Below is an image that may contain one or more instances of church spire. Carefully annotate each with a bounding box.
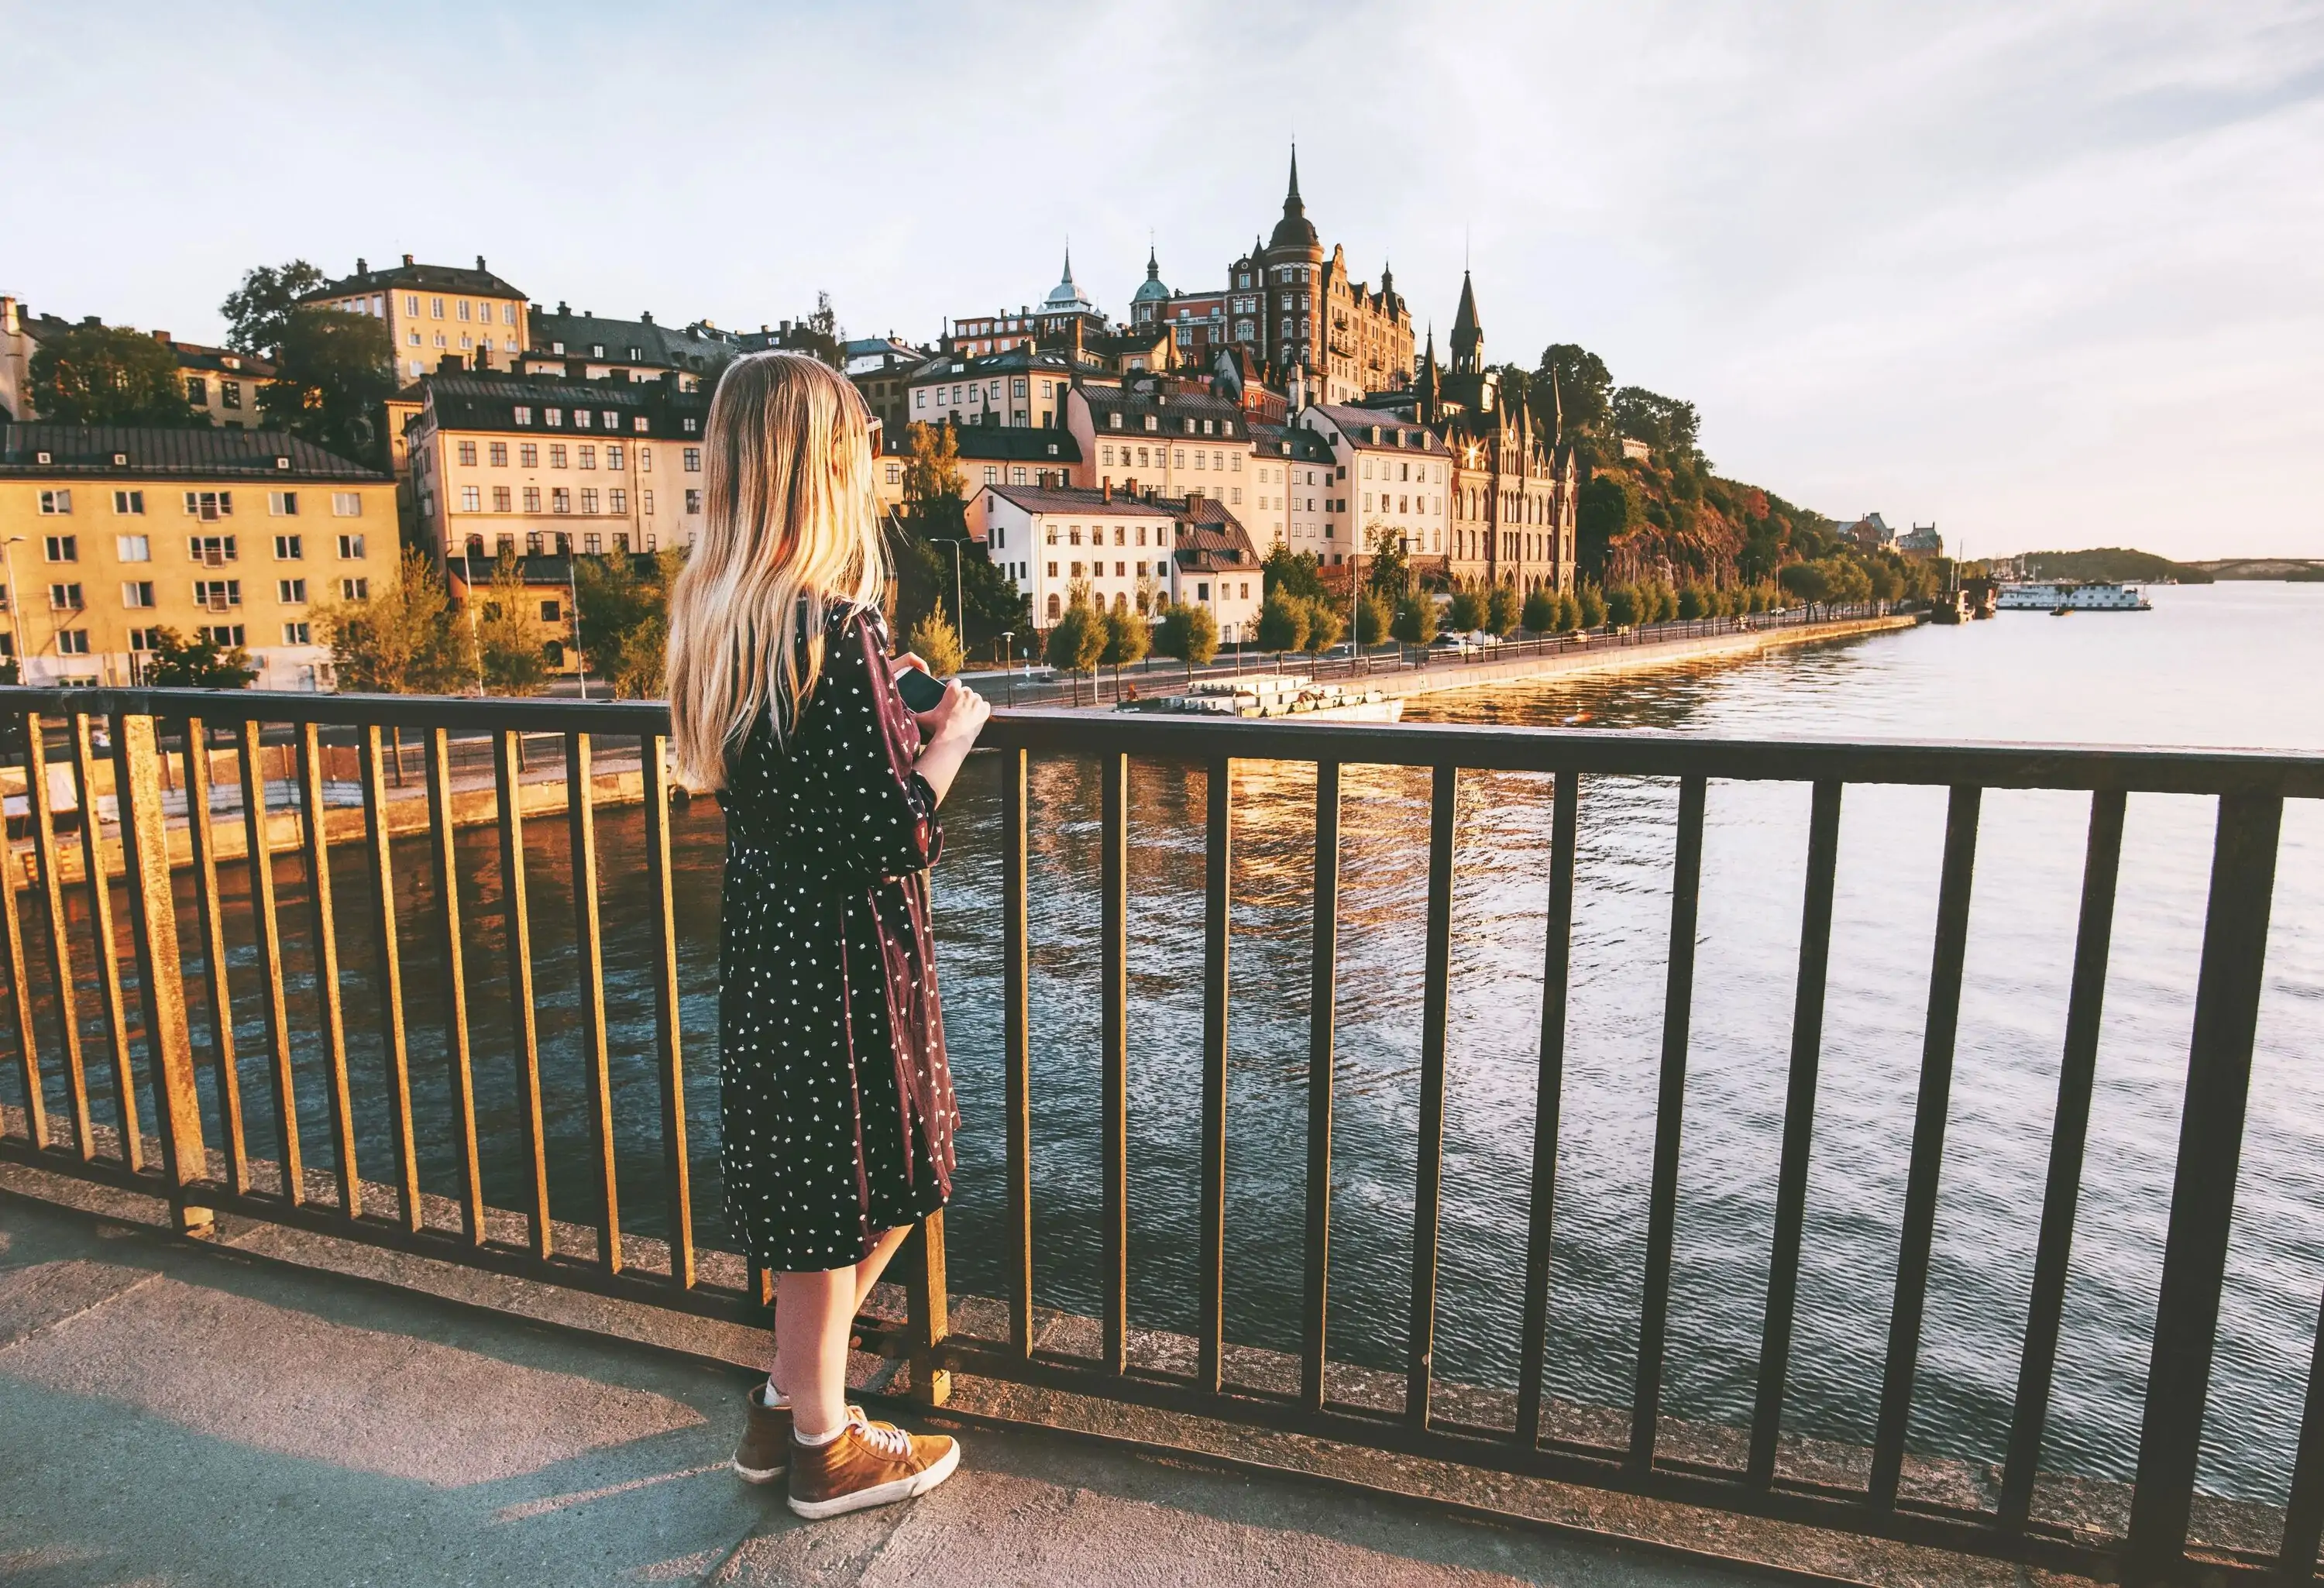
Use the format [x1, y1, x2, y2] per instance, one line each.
[1287, 143, 1302, 206]
[1450, 269, 1483, 375]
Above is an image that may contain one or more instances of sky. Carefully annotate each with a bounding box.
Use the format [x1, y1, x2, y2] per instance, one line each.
[8, 0, 2322, 559]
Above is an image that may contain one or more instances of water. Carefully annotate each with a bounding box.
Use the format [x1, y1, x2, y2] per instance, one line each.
[12, 583, 2319, 1508]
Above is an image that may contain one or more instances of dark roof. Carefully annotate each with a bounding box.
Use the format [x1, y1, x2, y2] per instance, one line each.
[1171, 497, 1260, 572]
[979, 483, 1177, 517]
[527, 309, 731, 370]
[1269, 148, 1319, 255]
[0, 424, 385, 481]
[306, 256, 528, 301]
[1248, 422, 1334, 461]
[1303, 404, 1449, 454]
[888, 427, 1081, 464]
[158, 338, 277, 379]
[414, 370, 707, 438]
[1078, 386, 1249, 438]
[909, 345, 1091, 383]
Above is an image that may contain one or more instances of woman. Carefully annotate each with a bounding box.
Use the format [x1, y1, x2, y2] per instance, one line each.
[665, 352, 990, 1519]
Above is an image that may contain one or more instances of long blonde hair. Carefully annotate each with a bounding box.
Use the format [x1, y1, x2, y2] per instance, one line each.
[665, 352, 887, 789]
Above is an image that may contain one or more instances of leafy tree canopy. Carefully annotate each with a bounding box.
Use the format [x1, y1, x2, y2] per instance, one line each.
[29, 325, 201, 426]
[318, 546, 473, 693]
[221, 260, 328, 356]
[1262, 543, 1329, 604]
[139, 627, 255, 689]
[257, 307, 394, 466]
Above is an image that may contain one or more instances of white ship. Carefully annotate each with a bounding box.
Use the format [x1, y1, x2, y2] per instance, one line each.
[1121, 672, 1405, 722]
[1995, 581, 2153, 612]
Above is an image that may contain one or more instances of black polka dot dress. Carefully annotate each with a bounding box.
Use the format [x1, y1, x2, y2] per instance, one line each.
[717, 605, 957, 1273]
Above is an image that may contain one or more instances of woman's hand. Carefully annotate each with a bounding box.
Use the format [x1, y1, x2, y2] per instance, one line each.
[917, 679, 990, 744]
[890, 651, 930, 681]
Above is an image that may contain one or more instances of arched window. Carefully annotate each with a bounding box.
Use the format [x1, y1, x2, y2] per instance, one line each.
[1046, 593, 1061, 621]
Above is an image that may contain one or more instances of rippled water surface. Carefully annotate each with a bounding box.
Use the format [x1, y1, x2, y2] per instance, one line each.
[26, 583, 2320, 1505]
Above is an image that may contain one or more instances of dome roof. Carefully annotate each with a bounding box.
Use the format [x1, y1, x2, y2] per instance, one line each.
[1267, 148, 1319, 256]
[1132, 246, 1170, 303]
[1044, 246, 1090, 308]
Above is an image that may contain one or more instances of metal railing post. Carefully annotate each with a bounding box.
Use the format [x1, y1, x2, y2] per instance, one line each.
[115, 713, 210, 1232]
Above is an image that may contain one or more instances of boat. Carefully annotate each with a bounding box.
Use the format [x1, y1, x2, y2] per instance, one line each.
[1120, 672, 1406, 723]
[1996, 581, 2152, 611]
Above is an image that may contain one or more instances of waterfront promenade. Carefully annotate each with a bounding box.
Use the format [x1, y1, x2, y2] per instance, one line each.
[2, 1167, 1798, 1588]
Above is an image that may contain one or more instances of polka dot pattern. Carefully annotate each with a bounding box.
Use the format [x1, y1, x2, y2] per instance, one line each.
[716, 604, 957, 1273]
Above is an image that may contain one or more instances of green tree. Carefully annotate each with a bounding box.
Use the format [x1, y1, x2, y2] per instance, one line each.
[1262, 542, 1329, 604]
[1044, 584, 1106, 703]
[1362, 524, 1408, 600]
[138, 627, 255, 689]
[317, 547, 473, 693]
[901, 421, 965, 518]
[573, 549, 658, 681]
[28, 324, 201, 426]
[1301, 597, 1346, 655]
[1816, 556, 1872, 611]
[1446, 585, 1487, 633]
[1484, 581, 1521, 636]
[1576, 583, 1608, 630]
[221, 260, 330, 356]
[1536, 344, 1614, 445]
[1779, 562, 1830, 613]
[1100, 603, 1149, 693]
[256, 307, 395, 466]
[476, 548, 548, 696]
[1355, 590, 1394, 646]
[1613, 386, 1702, 459]
[1576, 474, 1642, 576]
[1256, 589, 1309, 665]
[1521, 586, 1558, 634]
[906, 608, 965, 678]
[1606, 584, 1640, 627]
[1678, 583, 1708, 620]
[1153, 601, 1219, 683]
[1392, 593, 1439, 647]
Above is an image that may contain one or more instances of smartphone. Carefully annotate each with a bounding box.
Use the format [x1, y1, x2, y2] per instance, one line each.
[894, 666, 948, 713]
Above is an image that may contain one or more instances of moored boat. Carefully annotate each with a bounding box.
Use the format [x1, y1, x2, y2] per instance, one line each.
[1120, 672, 1406, 722]
[1996, 581, 2152, 611]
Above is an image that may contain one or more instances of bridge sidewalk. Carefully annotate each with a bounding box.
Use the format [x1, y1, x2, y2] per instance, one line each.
[1, 1186, 1788, 1588]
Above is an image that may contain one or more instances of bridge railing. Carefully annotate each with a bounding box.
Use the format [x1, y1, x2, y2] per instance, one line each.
[0, 683, 2315, 1588]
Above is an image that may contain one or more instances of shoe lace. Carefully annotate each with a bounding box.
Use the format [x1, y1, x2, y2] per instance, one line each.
[854, 1418, 913, 1460]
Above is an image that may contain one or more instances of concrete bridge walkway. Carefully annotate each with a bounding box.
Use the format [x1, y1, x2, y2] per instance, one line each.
[0, 1185, 1808, 1588]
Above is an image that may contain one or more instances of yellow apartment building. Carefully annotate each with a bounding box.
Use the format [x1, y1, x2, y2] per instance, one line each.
[403, 366, 712, 567]
[301, 254, 531, 384]
[0, 424, 397, 689]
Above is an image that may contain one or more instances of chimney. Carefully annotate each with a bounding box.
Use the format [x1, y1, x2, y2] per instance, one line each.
[1102, 480, 1112, 504]
[476, 255, 486, 270]
[402, 253, 414, 266]
[356, 256, 368, 275]
[558, 301, 571, 315]
[153, 329, 172, 345]
[438, 353, 465, 373]
[0, 296, 16, 335]
[641, 310, 654, 323]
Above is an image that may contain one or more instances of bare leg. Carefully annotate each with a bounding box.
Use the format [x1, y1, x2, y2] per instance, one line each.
[772, 1267, 854, 1439]
[851, 1224, 913, 1314]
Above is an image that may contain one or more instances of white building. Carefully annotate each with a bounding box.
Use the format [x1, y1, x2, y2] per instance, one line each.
[965, 480, 1262, 642]
[1298, 404, 1452, 562]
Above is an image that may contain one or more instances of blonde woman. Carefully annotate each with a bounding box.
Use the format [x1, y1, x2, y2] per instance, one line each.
[665, 352, 989, 1518]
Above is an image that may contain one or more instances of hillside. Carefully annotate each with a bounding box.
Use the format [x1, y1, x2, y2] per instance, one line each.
[2016, 548, 2214, 584]
[2182, 557, 2324, 581]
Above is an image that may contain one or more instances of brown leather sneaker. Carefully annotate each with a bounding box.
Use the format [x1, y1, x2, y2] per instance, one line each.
[786, 1417, 961, 1518]
[732, 1383, 792, 1484]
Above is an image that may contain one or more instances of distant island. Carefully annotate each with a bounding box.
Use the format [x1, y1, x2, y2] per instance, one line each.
[2009, 548, 2216, 584]
[2181, 557, 2324, 582]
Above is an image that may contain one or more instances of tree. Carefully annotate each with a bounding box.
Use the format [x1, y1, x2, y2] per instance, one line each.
[1100, 604, 1149, 693]
[28, 324, 201, 426]
[1779, 562, 1830, 614]
[1363, 524, 1408, 600]
[1256, 589, 1309, 666]
[1044, 584, 1106, 704]
[1521, 586, 1559, 634]
[1613, 386, 1702, 460]
[1678, 583, 1708, 620]
[476, 548, 548, 696]
[901, 421, 965, 519]
[906, 608, 965, 678]
[1484, 581, 1521, 637]
[1576, 583, 1608, 630]
[1447, 585, 1487, 633]
[1536, 344, 1614, 445]
[1392, 593, 1439, 647]
[1815, 555, 1872, 611]
[221, 260, 329, 356]
[1301, 597, 1346, 656]
[138, 627, 255, 689]
[318, 547, 474, 694]
[257, 307, 394, 466]
[1153, 602, 1219, 683]
[1355, 590, 1393, 645]
[1606, 585, 1641, 627]
[1262, 542, 1329, 604]
[573, 548, 658, 680]
[1576, 474, 1641, 577]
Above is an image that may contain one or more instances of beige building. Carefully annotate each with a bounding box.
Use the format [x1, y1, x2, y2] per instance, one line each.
[0, 424, 397, 689]
[1298, 404, 1452, 562]
[906, 345, 1112, 431]
[404, 367, 712, 567]
[155, 333, 277, 428]
[1064, 380, 1253, 507]
[303, 255, 531, 383]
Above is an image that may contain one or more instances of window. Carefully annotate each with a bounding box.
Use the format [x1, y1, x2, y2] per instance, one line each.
[38, 490, 72, 515]
[332, 492, 362, 517]
[341, 578, 370, 600]
[574, 410, 593, 430]
[684, 489, 702, 514]
[682, 417, 698, 434]
[608, 488, 626, 514]
[431, 297, 445, 318]
[984, 467, 999, 485]
[457, 299, 471, 321]
[540, 600, 562, 622]
[50, 583, 84, 610]
[607, 443, 624, 470]
[633, 416, 649, 433]
[337, 534, 366, 559]
[578, 445, 596, 469]
[545, 408, 563, 428]
[640, 448, 653, 472]
[200, 624, 245, 648]
[283, 621, 311, 645]
[601, 411, 619, 431]
[191, 579, 241, 607]
[514, 406, 534, 426]
[187, 376, 208, 405]
[580, 489, 600, 514]
[117, 534, 150, 562]
[519, 443, 538, 468]
[44, 535, 77, 562]
[278, 578, 308, 603]
[551, 489, 572, 514]
[452, 439, 478, 469]
[122, 582, 155, 608]
[112, 490, 144, 516]
[526, 531, 544, 555]
[460, 486, 482, 512]
[548, 445, 569, 469]
[683, 448, 702, 472]
[641, 490, 654, 515]
[489, 442, 508, 466]
[1012, 466, 1028, 485]
[584, 533, 603, 554]
[523, 487, 541, 513]
[273, 534, 303, 559]
[129, 627, 160, 653]
[57, 630, 88, 655]
[493, 486, 511, 511]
